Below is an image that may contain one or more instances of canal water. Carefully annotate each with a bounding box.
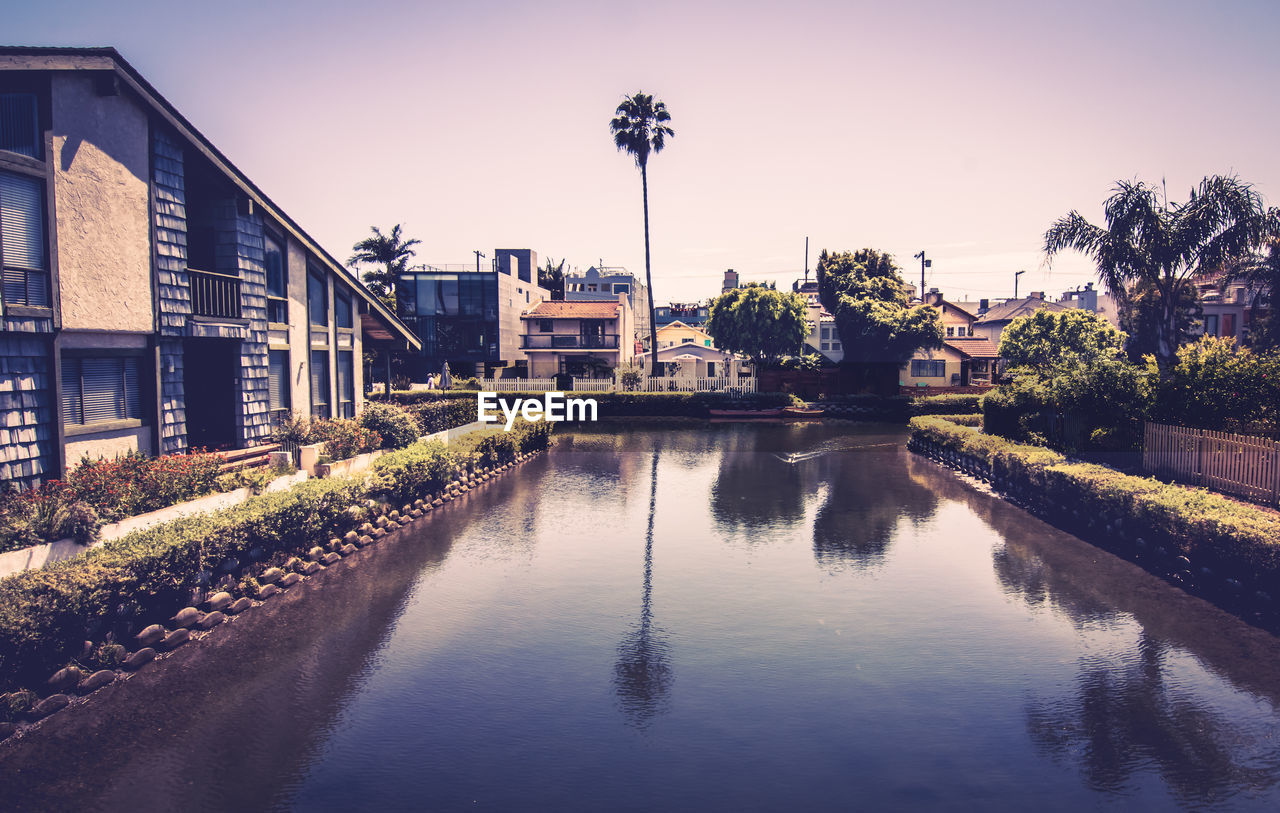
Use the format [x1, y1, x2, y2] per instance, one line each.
[5, 422, 1280, 811]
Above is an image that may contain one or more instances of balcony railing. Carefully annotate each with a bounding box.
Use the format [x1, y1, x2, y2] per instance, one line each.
[190, 268, 242, 319]
[522, 334, 620, 350]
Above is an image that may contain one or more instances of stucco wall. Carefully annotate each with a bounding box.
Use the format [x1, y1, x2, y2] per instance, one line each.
[64, 425, 152, 471]
[51, 74, 153, 333]
[900, 347, 964, 388]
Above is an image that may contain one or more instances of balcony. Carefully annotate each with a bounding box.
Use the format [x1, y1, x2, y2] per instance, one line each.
[522, 334, 620, 350]
[190, 269, 242, 320]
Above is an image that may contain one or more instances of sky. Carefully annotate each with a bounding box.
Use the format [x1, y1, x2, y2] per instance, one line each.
[7, 0, 1280, 305]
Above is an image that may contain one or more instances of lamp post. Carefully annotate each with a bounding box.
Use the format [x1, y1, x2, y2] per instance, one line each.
[913, 251, 931, 302]
[474, 250, 486, 274]
[1014, 269, 1026, 299]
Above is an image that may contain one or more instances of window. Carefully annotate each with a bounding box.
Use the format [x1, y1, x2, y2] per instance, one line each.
[539, 319, 553, 333]
[61, 356, 143, 427]
[310, 349, 330, 418]
[268, 349, 290, 420]
[307, 265, 328, 327]
[613, 283, 630, 294]
[264, 232, 287, 324]
[911, 359, 946, 378]
[946, 326, 955, 337]
[0, 93, 39, 159]
[956, 326, 967, 337]
[1203, 314, 1219, 336]
[1, 171, 50, 308]
[704, 339, 711, 347]
[337, 351, 355, 418]
[336, 288, 353, 330]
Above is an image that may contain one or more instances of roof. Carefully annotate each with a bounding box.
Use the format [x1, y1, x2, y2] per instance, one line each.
[944, 338, 1001, 359]
[974, 297, 1070, 324]
[657, 320, 712, 336]
[0, 46, 419, 351]
[638, 343, 733, 361]
[523, 300, 621, 319]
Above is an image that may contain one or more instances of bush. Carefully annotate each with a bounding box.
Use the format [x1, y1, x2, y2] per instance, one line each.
[1150, 337, 1280, 438]
[66, 450, 225, 522]
[310, 419, 381, 461]
[359, 402, 422, 449]
[910, 393, 984, 415]
[382, 391, 479, 434]
[619, 369, 642, 391]
[0, 484, 99, 554]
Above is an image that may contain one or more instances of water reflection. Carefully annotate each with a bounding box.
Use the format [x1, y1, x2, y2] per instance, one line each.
[710, 430, 812, 532]
[812, 445, 939, 571]
[613, 449, 673, 727]
[1027, 631, 1279, 804]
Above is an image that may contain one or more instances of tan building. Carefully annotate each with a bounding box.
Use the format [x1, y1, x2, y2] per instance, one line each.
[520, 298, 635, 377]
[0, 47, 418, 487]
[901, 293, 998, 388]
[655, 321, 715, 349]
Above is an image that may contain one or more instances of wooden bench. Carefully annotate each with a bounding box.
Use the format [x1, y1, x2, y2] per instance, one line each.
[216, 444, 282, 473]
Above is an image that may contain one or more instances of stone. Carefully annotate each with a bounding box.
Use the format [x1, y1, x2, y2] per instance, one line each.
[410, 509, 422, 518]
[259, 584, 280, 599]
[279, 572, 302, 587]
[77, 670, 116, 693]
[309, 546, 326, 562]
[359, 522, 374, 535]
[341, 544, 358, 556]
[48, 666, 85, 692]
[414, 499, 424, 508]
[31, 694, 69, 720]
[372, 528, 386, 539]
[122, 648, 156, 671]
[198, 611, 226, 630]
[259, 567, 285, 585]
[170, 607, 201, 629]
[135, 624, 167, 648]
[388, 510, 401, 521]
[322, 553, 341, 565]
[357, 535, 373, 547]
[159, 629, 190, 650]
[432, 499, 443, 507]
[225, 597, 253, 615]
[206, 591, 234, 612]
[375, 517, 388, 529]
[302, 561, 321, 575]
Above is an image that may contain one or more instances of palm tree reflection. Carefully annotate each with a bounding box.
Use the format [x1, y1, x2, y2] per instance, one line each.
[614, 448, 673, 727]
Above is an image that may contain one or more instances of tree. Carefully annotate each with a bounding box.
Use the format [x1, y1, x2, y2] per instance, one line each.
[1118, 279, 1202, 362]
[816, 248, 942, 391]
[1044, 175, 1280, 375]
[610, 92, 674, 375]
[705, 284, 807, 362]
[539, 257, 567, 301]
[1150, 336, 1280, 436]
[1221, 238, 1280, 351]
[349, 224, 421, 310]
[999, 308, 1129, 369]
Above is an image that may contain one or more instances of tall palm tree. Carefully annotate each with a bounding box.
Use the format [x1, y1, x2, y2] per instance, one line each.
[1044, 175, 1280, 374]
[610, 92, 674, 376]
[349, 224, 421, 310]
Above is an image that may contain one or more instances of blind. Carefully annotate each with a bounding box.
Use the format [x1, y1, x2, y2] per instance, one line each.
[61, 358, 82, 425]
[336, 290, 353, 328]
[310, 350, 329, 417]
[337, 351, 354, 402]
[62, 356, 141, 426]
[0, 93, 39, 158]
[0, 171, 46, 270]
[269, 350, 289, 411]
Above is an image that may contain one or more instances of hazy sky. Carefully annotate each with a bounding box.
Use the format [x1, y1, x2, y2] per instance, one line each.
[8, 0, 1280, 304]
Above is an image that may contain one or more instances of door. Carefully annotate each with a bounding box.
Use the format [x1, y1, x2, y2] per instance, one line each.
[184, 338, 239, 450]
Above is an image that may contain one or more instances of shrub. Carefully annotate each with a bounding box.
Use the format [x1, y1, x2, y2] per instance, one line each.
[385, 392, 479, 434]
[369, 440, 456, 505]
[270, 412, 313, 446]
[0, 484, 100, 553]
[910, 393, 984, 415]
[66, 450, 225, 522]
[359, 402, 422, 449]
[310, 419, 381, 461]
[1150, 337, 1280, 438]
[619, 369, 642, 391]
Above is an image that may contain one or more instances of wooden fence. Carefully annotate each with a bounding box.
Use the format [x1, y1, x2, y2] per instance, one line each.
[473, 378, 558, 393]
[1143, 422, 1280, 506]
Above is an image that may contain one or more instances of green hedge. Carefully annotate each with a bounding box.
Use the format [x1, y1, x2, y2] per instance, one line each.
[909, 416, 1280, 580]
[0, 425, 553, 697]
[910, 393, 985, 415]
[379, 391, 479, 434]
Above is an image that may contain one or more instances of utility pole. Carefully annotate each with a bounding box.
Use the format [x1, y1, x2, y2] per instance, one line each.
[913, 251, 931, 302]
[804, 236, 809, 285]
[1014, 269, 1026, 299]
[474, 250, 486, 274]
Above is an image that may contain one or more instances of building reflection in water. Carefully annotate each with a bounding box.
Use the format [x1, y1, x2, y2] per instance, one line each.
[614, 448, 673, 727]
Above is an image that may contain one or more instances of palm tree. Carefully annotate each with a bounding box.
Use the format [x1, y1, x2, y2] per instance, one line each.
[538, 257, 567, 301]
[1044, 175, 1280, 374]
[349, 224, 421, 310]
[610, 92, 674, 376]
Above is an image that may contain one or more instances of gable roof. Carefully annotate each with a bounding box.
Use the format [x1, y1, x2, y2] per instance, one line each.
[974, 297, 1070, 324]
[0, 46, 419, 350]
[657, 320, 712, 337]
[944, 338, 1000, 359]
[523, 300, 621, 319]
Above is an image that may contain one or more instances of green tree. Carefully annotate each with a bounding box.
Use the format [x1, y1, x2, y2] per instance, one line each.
[1044, 175, 1280, 375]
[610, 91, 674, 375]
[539, 257, 567, 301]
[816, 248, 942, 391]
[1221, 238, 1280, 351]
[706, 284, 807, 362]
[999, 308, 1129, 369]
[1151, 336, 1280, 436]
[349, 224, 421, 310]
[1118, 279, 1202, 362]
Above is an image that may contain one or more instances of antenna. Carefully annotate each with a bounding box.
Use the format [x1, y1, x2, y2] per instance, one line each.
[1014, 269, 1026, 299]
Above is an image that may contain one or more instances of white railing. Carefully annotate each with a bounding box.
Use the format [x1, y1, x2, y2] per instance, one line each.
[630, 376, 757, 394]
[571, 378, 617, 392]
[475, 378, 559, 393]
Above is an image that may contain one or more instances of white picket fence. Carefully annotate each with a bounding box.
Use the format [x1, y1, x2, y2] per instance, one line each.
[571, 378, 618, 392]
[474, 378, 559, 393]
[571, 376, 757, 394]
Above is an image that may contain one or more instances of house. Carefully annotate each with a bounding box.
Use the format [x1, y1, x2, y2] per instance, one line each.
[634, 342, 743, 378]
[900, 293, 997, 389]
[519, 297, 635, 377]
[393, 250, 550, 380]
[563, 265, 650, 344]
[1193, 274, 1268, 343]
[970, 293, 1070, 349]
[792, 277, 844, 362]
[0, 46, 419, 488]
[654, 302, 709, 329]
[655, 320, 715, 350]
[1057, 282, 1121, 328]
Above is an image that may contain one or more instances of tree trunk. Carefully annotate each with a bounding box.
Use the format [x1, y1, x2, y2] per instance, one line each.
[641, 162, 659, 377]
[1156, 274, 1177, 377]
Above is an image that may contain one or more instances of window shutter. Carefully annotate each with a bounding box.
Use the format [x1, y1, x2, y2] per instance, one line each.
[61, 357, 82, 425]
[81, 358, 124, 423]
[269, 350, 289, 411]
[124, 357, 140, 418]
[0, 94, 39, 158]
[0, 171, 45, 270]
[310, 350, 329, 415]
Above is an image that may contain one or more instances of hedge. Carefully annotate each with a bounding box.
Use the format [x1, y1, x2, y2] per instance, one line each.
[910, 393, 985, 415]
[909, 416, 1280, 585]
[0, 424, 553, 698]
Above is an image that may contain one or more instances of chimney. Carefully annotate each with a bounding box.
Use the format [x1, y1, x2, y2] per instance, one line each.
[979, 298, 989, 313]
[1030, 291, 1044, 300]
